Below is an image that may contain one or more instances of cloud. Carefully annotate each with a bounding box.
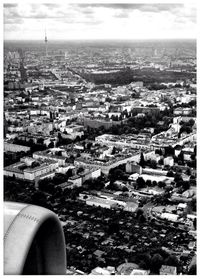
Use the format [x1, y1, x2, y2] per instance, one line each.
[77, 4, 135, 9]
[74, 3, 185, 20]
[4, 4, 17, 8]
[4, 24, 19, 32]
[4, 4, 67, 20]
[42, 4, 59, 8]
[3, 3, 197, 40]
[56, 17, 102, 25]
[114, 10, 130, 18]
[140, 4, 182, 12]
[77, 3, 182, 12]
[4, 8, 21, 20]
[4, 18, 23, 24]
[3, 3, 189, 21]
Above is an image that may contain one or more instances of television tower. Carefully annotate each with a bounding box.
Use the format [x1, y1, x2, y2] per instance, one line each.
[45, 29, 48, 57]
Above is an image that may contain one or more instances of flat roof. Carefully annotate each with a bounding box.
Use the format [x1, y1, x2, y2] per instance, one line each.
[87, 197, 117, 205]
[140, 174, 172, 182]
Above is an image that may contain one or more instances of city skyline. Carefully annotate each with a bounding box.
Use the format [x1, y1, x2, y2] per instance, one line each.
[4, 2, 197, 40]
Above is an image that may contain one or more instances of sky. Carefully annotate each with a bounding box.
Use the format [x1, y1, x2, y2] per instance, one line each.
[3, 2, 197, 40]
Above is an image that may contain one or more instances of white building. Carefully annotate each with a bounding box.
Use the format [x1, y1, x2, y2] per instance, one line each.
[4, 158, 58, 181]
[140, 174, 173, 184]
[164, 156, 174, 166]
[160, 265, 177, 275]
[90, 267, 115, 275]
[4, 142, 30, 153]
[68, 167, 101, 187]
[161, 213, 178, 222]
[128, 173, 140, 181]
[86, 197, 118, 209]
[124, 202, 139, 212]
[75, 153, 141, 175]
[33, 151, 66, 167]
[68, 175, 82, 187]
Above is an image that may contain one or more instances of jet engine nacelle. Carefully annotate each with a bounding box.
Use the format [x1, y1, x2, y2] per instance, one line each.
[4, 202, 66, 275]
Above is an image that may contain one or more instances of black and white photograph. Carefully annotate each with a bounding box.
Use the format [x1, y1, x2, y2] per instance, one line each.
[3, 0, 197, 275]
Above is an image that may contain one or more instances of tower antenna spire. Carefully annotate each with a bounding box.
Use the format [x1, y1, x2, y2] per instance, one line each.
[45, 29, 48, 57]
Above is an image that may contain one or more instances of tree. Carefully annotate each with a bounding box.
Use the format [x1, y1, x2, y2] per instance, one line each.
[155, 149, 163, 156]
[139, 214, 146, 223]
[31, 191, 47, 208]
[111, 115, 119, 121]
[139, 260, 148, 270]
[66, 168, 73, 178]
[105, 96, 111, 102]
[174, 173, 183, 184]
[111, 146, 116, 155]
[150, 253, 164, 274]
[31, 161, 40, 168]
[86, 142, 93, 150]
[136, 177, 145, 189]
[190, 198, 196, 212]
[186, 168, 191, 176]
[152, 181, 157, 187]
[58, 132, 62, 139]
[55, 186, 62, 196]
[76, 135, 81, 142]
[167, 170, 174, 177]
[53, 173, 67, 185]
[188, 264, 196, 275]
[146, 180, 152, 187]
[109, 168, 126, 181]
[140, 253, 151, 269]
[48, 141, 54, 148]
[150, 160, 157, 169]
[164, 146, 174, 157]
[188, 118, 195, 126]
[194, 145, 197, 155]
[178, 151, 184, 163]
[28, 138, 34, 146]
[164, 255, 179, 267]
[136, 208, 144, 218]
[85, 177, 104, 191]
[193, 218, 197, 230]
[37, 138, 44, 145]
[190, 153, 196, 161]
[122, 186, 129, 192]
[119, 115, 123, 121]
[187, 160, 196, 168]
[38, 178, 53, 192]
[77, 167, 84, 174]
[108, 222, 120, 235]
[182, 181, 190, 191]
[139, 152, 145, 167]
[158, 181, 166, 188]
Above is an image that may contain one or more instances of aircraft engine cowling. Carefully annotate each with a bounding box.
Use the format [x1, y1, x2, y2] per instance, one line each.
[4, 202, 66, 275]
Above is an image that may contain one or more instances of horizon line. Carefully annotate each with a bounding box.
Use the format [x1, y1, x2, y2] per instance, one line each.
[4, 38, 196, 42]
